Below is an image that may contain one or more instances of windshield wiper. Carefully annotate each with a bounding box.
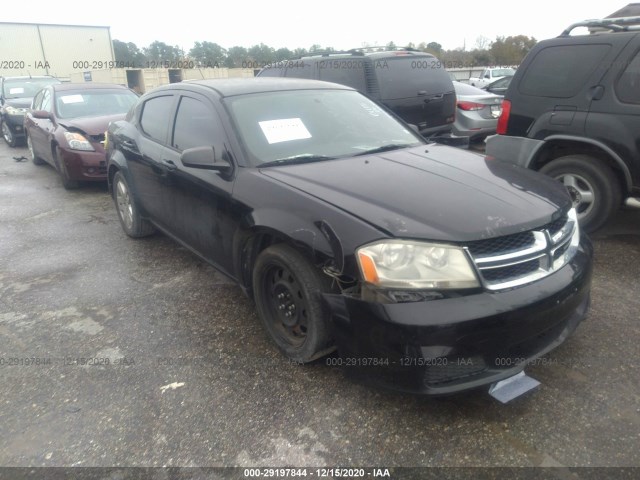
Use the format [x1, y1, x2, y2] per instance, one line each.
[259, 154, 336, 168]
[353, 143, 416, 156]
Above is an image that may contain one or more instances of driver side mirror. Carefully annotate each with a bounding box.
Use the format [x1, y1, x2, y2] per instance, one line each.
[32, 110, 51, 120]
[180, 145, 231, 171]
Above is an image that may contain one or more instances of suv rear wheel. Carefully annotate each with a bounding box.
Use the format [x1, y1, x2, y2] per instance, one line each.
[540, 155, 621, 232]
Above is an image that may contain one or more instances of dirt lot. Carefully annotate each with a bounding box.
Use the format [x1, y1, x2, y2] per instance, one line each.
[1, 140, 639, 475]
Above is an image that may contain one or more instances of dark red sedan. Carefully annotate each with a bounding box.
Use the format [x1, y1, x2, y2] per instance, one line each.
[24, 83, 138, 189]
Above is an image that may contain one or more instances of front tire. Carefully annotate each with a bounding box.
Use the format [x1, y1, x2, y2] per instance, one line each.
[53, 148, 80, 190]
[112, 171, 156, 238]
[252, 244, 334, 363]
[540, 155, 621, 233]
[1, 120, 17, 147]
[27, 135, 46, 165]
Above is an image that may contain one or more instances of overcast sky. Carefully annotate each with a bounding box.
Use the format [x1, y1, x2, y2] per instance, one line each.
[3, 0, 624, 51]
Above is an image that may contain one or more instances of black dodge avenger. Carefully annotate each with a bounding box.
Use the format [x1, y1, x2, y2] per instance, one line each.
[106, 78, 592, 395]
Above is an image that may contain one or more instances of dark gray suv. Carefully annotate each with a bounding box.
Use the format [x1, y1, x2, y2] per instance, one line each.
[258, 48, 456, 138]
[487, 16, 640, 232]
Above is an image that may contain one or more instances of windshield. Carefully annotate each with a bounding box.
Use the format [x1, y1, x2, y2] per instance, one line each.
[3, 78, 60, 99]
[493, 68, 515, 77]
[225, 89, 424, 166]
[55, 89, 138, 119]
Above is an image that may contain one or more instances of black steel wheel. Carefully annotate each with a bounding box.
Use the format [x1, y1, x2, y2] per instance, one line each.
[252, 244, 334, 363]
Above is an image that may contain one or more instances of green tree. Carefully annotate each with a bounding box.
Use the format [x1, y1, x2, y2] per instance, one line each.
[248, 43, 275, 65]
[426, 42, 443, 55]
[144, 41, 182, 62]
[189, 41, 227, 67]
[225, 46, 249, 68]
[275, 48, 293, 61]
[112, 40, 146, 67]
[490, 35, 537, 65]
[292, 48, 309, 58]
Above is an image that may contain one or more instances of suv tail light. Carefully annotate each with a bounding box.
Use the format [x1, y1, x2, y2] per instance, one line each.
[457, 101, 484, 111]
[496, 99, 511, 135]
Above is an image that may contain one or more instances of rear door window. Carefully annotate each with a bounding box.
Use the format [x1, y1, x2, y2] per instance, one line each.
[140, 95, 174, 143]
[519, 44, 611, 98]
[616, 51, 640, 104]
[375, 56, 453, 100]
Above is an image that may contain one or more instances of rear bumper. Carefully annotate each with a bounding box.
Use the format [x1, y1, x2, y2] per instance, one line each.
[322, 236, 593, 395]
[453, 114, 497, 140]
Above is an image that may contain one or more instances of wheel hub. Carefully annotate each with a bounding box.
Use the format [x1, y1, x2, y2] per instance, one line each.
[274, 286, 298, 327]
[556, 173, 595, 218]
[567, 186, 582, 206]
[263, 265, 308, 346]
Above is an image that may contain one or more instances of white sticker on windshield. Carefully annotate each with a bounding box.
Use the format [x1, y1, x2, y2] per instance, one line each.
[9, 87, 25, 94]
[259, 118, 311, 144]
[60, 94, 85, 104]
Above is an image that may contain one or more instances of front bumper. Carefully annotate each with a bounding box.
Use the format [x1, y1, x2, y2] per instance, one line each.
[59, 147, 108, 181]
[323, 237, 592, 395]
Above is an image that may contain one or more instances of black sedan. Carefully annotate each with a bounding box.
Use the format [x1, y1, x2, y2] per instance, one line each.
[106, 78, 592, 395]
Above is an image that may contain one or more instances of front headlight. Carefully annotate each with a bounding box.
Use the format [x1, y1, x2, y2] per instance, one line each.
[356, 240, 480, 289]
[5, 106, 26, 115]
[63, 131, 95, 151]
[553, 208, 581, 270]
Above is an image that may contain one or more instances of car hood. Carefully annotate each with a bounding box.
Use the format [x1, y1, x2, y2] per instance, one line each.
[259, 145, 572, 242]
[58, 114, 127, 136]
[4, 98, 32, 109]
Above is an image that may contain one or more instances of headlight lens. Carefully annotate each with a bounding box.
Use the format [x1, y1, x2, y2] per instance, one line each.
[63, 131, 95, 151]
[553, 208, 581, 269]
[5, 106, 27, 115]
[357, 240, 480, 289]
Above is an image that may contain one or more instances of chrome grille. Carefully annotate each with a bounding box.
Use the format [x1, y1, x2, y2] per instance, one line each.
[466, 213, 577, 291]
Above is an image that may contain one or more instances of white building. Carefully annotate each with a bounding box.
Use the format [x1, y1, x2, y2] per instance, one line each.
[0, 22, 115, 79]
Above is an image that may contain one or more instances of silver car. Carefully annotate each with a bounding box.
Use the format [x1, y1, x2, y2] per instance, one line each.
[452, 82, 503, 142]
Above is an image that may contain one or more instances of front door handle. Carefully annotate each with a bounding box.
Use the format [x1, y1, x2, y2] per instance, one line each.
[162, 159, 177, 171]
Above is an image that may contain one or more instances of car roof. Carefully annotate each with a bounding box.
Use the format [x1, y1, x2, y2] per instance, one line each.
[52, 83, 131, 91]
[168, 77, 354, 97]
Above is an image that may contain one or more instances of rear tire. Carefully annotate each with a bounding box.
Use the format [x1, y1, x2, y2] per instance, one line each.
[252, 244, 334, 363]
[540, 155, 621, 233]
[112, 171, 156, 238]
